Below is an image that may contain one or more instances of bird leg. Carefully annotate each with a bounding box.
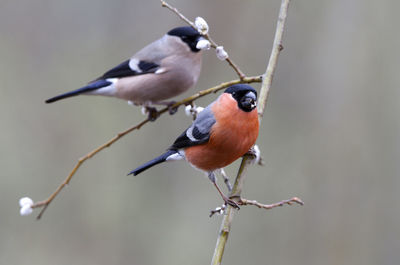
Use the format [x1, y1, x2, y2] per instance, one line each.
[153, 100, 179, 115]
[208, 172, 240, 209]
[167, 102, 179, 115]
[144, 106, 159, 121]
[217, 168, 232, 192]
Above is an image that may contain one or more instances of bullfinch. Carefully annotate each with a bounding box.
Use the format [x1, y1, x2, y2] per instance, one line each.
[45, 26, 205, 119]
[129, 84, 259, 208]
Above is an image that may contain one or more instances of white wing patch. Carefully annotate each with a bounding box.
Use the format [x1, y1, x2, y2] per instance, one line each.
[128, 58, 141, 73]
[184, 105, 215, 142]
[186, 127, 199, 142]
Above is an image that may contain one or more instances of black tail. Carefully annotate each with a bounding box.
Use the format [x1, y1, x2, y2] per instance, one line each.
[128, 150, 177, 176]
[45, 79, 112, 103]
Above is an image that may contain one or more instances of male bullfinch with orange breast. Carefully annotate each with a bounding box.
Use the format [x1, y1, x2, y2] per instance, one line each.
[129, 84, 259, 208]
[45, 26, 207, 119]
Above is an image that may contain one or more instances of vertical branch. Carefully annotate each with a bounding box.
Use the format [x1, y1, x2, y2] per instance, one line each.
[211, 156, 253, 265]
[257, 0, 290, 116]
[211, 0, 291, 264]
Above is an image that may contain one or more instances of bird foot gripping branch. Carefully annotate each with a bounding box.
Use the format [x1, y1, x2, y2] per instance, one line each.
[141, 106, 159, 121]
[209, 196, 304, 218]
[141, 101, 179, 121]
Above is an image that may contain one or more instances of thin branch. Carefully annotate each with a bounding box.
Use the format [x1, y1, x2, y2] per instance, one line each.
[223, 58, 246, 80]
[211, 154, 253, 264]
[239, 197, 304, 210]
[161, 0, 246, 80]
[211, 1, 292, 264]
[31, 76, 261, 219]
[219, 169, 232, 192]
[257, 0, 289, 116]
[161, 0, 196, 28]
[210, 197, 303, 218]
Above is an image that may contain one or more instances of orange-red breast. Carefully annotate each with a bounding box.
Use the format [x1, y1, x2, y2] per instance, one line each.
[129, 84, 259, 207]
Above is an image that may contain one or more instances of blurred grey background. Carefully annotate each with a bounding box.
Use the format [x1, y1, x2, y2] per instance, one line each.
[1, 0, 399, 264]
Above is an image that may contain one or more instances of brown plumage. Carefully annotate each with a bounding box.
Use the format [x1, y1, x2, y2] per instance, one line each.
[45, 27, 204, 113]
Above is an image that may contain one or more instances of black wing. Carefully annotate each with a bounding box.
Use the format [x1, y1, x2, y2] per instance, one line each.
[170, 106, 216, 150]
[98, 59, 160, 80]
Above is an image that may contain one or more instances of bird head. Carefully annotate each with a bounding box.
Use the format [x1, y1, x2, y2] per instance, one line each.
[167, 26, 205, 52]
[224, 84, 258, 112]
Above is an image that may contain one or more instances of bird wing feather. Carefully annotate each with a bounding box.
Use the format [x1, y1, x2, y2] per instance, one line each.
[171, 105, 216, 150]
[93, 37, 171, 80]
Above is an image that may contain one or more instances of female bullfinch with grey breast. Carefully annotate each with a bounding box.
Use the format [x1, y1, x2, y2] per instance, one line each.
[45, 26, 206, 119]
[129, 84, 259, 208]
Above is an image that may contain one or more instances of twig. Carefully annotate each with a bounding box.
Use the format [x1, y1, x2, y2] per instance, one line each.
[161, 0, 195, 27]
[161, 0, 246, 80]
[257, 0, 289, 116]
[209, 197, 302, 218]
[211, 1, 293, 264]
[211, 154, 254, 264]
[31, 76, 261, 219]
[219, 169, 232, 192]
[239, 197, 304, 210]
[32, 120, 148, 219]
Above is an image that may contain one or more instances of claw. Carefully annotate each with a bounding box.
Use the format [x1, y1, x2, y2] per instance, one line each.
[209, 198, 239, 218]
[168, 102, 178, 115]
[146, 107, 159, 121]
[224, 198, 240, 209]
[210, 173, 240, 210]
[151, 100, 178, 115]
